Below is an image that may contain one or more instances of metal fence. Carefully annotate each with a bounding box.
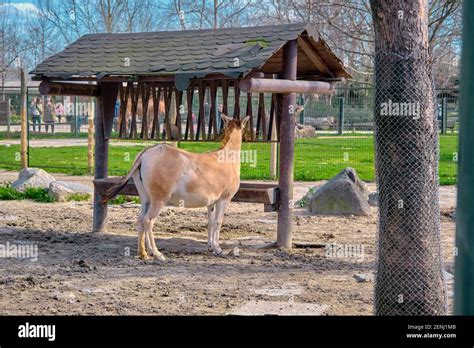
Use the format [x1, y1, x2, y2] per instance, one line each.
[0, 85, 459, 184]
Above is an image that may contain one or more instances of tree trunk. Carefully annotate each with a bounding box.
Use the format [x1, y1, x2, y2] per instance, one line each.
[370, 0, 447, 315]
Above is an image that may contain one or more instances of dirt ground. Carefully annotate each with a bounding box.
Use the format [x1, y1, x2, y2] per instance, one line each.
[0, 170, 456, 315]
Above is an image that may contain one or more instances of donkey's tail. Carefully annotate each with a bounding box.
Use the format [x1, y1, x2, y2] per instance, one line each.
[101, 148, 149, 203]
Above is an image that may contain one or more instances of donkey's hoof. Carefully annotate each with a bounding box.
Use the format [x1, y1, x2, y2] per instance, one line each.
[152, 252, 167, 261]
[138, 253, 151, 260]
[212, 248, 224, 257]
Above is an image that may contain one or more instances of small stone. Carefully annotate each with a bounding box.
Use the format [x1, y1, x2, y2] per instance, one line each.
[25, 276, 35, 285]
[231, 247, 240, 257]
[52, 291, 76, 302]
[353, 273, 373, 283]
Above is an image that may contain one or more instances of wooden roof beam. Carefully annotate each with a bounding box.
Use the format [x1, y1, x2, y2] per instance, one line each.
[39, 81, 101, 97]
[297, 37, 332, 77]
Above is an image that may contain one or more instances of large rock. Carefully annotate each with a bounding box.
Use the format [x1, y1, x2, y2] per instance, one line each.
[12, 168, 56, 192]
[48, 181, 92, 202]
[308, 168, 371, 216]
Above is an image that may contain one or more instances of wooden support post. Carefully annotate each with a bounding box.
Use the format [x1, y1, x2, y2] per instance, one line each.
[87, 101, 94, 174]
[20, 69, 28, 169]
[93, 82, 119, 232]
[277, 40, 297, 249]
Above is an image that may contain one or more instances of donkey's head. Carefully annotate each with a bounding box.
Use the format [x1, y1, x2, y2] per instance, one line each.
[220, 114, 250, 146]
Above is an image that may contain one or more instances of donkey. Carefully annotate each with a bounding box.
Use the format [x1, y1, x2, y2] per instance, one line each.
[102, 114, 250, 260]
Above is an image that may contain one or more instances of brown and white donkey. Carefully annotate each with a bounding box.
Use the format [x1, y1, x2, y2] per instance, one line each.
[102, 114, 250, 260]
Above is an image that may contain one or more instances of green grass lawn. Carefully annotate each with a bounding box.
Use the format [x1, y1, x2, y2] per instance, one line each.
[0, 135, 458, 185]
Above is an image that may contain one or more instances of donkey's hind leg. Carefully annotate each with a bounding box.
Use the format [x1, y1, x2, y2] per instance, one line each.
[133, 171, 151, 260]
[142, 201, 166, 261]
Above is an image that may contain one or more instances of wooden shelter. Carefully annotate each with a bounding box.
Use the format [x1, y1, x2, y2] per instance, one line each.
[31, 23, 350, 248]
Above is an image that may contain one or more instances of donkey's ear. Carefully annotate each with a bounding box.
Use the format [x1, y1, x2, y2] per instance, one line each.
[241, 115, 251, 128]
[220, 113, 233, 126]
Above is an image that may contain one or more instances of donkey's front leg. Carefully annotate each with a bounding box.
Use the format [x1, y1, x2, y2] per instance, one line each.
[207, 204, 217, 253]
[210, 199, 230, 256]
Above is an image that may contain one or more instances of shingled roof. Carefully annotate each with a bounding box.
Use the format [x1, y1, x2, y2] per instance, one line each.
[32, 22, 350, 88]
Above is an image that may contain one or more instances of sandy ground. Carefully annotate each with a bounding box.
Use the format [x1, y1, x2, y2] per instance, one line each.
[0, 170, 456, 315]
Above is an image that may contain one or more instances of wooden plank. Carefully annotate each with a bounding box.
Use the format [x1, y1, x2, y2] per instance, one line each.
[246, 93, 254, 141]
[256, 93, 266, 140]
[233, 79, 240, 119]
[128, 83, 139, 139]
[239, 77, 335, 94]
[118, 83, 129, 138]
[163, 86, 173, 140]
[221, 80, 229, 132]
[196, 80, 206, 140]
[93, 177, 279, 205]
[175, 89, 183, 141]
[39, 81, 101, 97]
[268, 93, 276, 141]
[140, 83, 151, 139]
[185, 83, 194, 140]
[150, 83, 161, 140]
[208, 80, 218, 140]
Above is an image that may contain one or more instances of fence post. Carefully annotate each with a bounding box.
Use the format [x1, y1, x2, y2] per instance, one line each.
[441, 97, 448, 134]
[6, 99, 11, 133]
[338, 96, 344, 135]
[455, 0, 474, 315]
[20, 69, 28, 169]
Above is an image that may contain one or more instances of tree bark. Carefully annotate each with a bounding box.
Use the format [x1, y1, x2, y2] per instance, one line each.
[370, 0, 447, 315]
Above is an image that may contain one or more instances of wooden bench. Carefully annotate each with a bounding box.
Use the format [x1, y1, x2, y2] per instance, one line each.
[93, 177, 280, 212]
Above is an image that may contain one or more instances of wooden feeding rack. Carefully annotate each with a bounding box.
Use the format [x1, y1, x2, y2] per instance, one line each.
[31, 23, 350, 248]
